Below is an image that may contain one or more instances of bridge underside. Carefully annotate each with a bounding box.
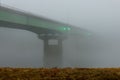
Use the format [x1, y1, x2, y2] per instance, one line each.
[0, 20, 62, 35]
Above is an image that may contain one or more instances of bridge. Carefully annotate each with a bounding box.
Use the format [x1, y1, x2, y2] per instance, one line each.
[0, 5, 90, 67]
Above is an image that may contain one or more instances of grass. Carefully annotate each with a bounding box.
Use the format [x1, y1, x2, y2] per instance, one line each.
[0, 67, 120, 80]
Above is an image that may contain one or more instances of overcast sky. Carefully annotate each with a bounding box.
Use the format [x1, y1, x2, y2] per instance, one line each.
[0, 0, 120, 68]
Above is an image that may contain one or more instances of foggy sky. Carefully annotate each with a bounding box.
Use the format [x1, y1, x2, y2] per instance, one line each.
[0, 0, 120, 68]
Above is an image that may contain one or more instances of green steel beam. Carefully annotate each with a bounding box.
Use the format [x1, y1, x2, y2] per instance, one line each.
[0, 6, 93, 37]
[0, 6, 71, 33]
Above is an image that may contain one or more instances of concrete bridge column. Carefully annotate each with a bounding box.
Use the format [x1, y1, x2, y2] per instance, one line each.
[38, 33, 65, 68]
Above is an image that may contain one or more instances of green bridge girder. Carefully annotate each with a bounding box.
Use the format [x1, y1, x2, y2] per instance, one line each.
[0, 6, 71, 34]
[0, 5, 92, 37]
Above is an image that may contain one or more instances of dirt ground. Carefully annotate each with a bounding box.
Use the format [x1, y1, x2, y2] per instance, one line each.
[0, 67, 120, 80]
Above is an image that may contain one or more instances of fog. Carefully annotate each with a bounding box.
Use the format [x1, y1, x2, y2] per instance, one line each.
[0, 0, 120, 68]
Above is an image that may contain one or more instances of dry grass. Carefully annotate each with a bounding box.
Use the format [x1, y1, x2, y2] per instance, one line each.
[0, 67, 120, 80]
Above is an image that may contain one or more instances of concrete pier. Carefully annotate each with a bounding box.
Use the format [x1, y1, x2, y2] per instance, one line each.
[38, 33, 65, 67]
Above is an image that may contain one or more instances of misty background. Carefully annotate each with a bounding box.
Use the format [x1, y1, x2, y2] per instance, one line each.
[0, 0, 120, 68]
